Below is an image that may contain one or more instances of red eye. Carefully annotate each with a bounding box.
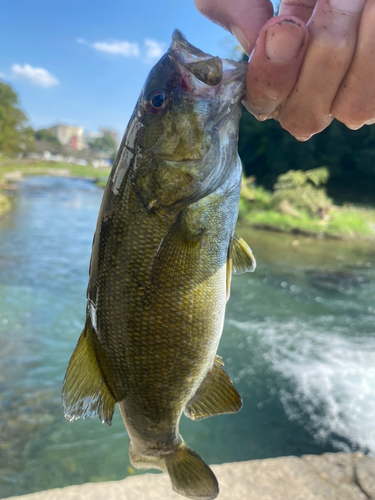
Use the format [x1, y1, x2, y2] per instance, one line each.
[145, 89, 169, 115]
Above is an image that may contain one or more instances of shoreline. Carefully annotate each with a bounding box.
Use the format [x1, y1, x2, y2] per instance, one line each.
[245, 220, 375, 242]
[1, 162, 375, 241]
[5, 453, 375, 500]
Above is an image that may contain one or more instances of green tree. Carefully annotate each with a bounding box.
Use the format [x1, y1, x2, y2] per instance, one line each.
[0, 80, 34, 155]
[88, 131, 118, 156]
[35, 128, 61, 147]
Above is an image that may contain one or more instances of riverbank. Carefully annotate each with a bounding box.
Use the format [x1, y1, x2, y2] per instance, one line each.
[239, 205, 375, 240]
[6, 453, 375, 500]
[1, 160, 375, 241]
[0, 159, 110, 217]
[239, 171, 375, 241]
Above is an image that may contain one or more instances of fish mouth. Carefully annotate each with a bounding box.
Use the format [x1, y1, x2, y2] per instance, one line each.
[169, 29, 246, 94]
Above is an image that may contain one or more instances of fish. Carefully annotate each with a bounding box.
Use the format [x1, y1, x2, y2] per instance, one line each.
[62, 29, 256, 500]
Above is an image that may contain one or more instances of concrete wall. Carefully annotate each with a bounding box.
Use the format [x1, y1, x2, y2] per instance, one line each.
[6, 453, 375, 500]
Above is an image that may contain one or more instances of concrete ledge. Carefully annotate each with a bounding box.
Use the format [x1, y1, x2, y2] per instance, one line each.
[6, 453, 375, 500]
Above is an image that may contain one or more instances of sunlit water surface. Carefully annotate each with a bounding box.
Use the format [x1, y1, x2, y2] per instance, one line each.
[0, 177, 374, 497]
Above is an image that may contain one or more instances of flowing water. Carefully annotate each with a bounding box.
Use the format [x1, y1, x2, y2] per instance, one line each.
[0, 176, 374, 498]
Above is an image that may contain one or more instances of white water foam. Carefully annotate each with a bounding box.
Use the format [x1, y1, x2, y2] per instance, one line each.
[230, 316, 375, 455]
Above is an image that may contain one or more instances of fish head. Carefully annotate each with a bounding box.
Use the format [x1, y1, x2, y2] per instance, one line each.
[140, 30, 246, 161]
[127, 30, 246, 209]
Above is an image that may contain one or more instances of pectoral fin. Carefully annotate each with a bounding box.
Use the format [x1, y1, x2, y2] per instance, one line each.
[184, 356, 242, 421]
[232, 234, 256, 274]
[151, 212, 204, 285]
[226, 234, 256, 300]
[62, 322, 116, 425]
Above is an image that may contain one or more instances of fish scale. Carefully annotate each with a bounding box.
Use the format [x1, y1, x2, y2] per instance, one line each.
[63, 29, 256, 500]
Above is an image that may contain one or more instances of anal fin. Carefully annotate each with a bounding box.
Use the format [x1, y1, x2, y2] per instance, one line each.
[184, 356, 242, 421]
[62, 322, 116, 425]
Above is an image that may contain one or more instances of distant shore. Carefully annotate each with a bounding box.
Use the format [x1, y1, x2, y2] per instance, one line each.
[1, 159, 375, 241]
[0, 159, 110, 217]
[238, 173, 375, 241]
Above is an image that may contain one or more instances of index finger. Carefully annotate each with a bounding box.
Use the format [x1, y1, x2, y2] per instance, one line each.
[195, 0, 274, 54]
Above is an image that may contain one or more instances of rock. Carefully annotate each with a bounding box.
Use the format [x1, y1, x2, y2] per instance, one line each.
[5, 453, 375, 500]
[357, 455, 375, 499]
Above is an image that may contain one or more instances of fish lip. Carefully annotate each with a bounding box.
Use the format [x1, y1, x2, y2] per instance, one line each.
[169, 29, 246, 99]
[221, 59, 247, 85]
[170, 28, 247, 80]
[170, 29, 215, 63]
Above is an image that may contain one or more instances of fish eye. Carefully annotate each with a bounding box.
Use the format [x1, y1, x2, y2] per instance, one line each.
[145, 89, 169, 115]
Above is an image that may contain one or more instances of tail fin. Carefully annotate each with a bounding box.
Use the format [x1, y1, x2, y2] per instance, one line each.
[164, 442, 219, 500]
[129, 440, 219, 500]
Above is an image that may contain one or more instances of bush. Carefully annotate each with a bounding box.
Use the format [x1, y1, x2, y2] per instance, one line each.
[272, 167, 332, 218]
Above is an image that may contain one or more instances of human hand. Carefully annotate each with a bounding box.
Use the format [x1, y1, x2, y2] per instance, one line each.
[195, 0, 374, 141]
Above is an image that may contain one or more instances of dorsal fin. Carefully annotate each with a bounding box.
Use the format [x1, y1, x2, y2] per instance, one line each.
[184, 356, 242, 420]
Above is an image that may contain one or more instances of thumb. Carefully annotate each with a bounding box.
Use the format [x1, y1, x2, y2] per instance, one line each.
[195, 0, 274, 55]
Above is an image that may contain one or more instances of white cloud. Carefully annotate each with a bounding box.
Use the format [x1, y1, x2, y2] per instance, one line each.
[77, 37, 166, 62]
[11, 64, 59, 88]
[144, 39, 166, 61]
[93, 41, 140, 56]
[78, 37, 140, 56]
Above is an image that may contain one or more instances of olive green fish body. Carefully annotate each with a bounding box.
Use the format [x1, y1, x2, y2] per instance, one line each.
[63, 30, 256, 500]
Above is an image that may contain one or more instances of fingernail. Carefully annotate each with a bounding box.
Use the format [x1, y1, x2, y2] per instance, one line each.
[296, 135, 312, 142]
[265, 21, 304, 62]
[347, 123, 363, 130]
[329, 0, 367, 14]
[231, 26, 251, 56]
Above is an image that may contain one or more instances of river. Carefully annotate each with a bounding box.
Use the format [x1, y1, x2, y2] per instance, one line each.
[0, 176, 374, 498]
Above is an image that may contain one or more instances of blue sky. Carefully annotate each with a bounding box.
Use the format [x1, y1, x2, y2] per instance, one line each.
[1, 0, 276, 137]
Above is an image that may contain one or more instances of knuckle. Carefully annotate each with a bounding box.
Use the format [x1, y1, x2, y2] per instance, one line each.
[311, 47, 350, 76]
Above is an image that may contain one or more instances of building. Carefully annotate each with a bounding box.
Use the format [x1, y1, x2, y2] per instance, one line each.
[49, 125, 84, 151]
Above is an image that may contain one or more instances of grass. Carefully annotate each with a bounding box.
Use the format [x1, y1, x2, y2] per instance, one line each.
[238, 169, 375, 240]
[0, 158, 111, 181]
[240, 205, 375, 240]
[0, 191, 12, 215]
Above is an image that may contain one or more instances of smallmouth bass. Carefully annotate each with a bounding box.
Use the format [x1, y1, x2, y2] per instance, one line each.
[63, 30, 255, 500]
